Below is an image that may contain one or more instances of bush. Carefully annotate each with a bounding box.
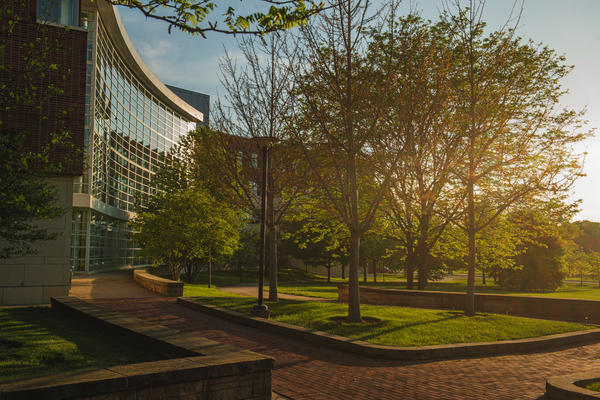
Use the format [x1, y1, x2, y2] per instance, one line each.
[496, 234, 564, 291]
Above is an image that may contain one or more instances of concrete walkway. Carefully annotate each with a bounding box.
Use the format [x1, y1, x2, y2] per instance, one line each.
[69, 270, 158, 299]
[219, 284, 333, 302]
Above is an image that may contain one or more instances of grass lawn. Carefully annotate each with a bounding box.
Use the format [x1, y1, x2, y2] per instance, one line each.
[178, 267, 600, 301]
[363, 279, 600, 300]
[586, 381, 600, 391]
[0, 307, 166, 383]
[273, 279, 600, 301]
[184, 286, 592, 347]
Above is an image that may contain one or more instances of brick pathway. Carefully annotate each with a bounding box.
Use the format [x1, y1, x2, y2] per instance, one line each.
[91, 297, 600, 400]
[70, 270, 158, 299]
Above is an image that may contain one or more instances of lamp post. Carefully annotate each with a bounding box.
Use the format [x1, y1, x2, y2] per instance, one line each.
[251, 136, 277, 318]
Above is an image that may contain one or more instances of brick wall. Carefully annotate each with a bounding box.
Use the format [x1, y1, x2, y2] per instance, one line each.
[0, 0, 86, 175]
[338, 285, 600, 324]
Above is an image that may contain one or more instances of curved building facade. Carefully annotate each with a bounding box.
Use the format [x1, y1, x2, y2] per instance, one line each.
[71, 0, 205, 272]
[0, 0, 206, 304]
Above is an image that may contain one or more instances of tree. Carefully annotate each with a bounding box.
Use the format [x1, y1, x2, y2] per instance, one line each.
[359, 230, 393, 283]
[280, 196, 349, 282]
[292, 0, 401, 322]
[373, 14, 464, 290]
[444, 0, 590, 315]
[0, 0, 76, 258]
[132, 189, 242, 281]
[211, 33, 306, 301]
[103, 0, 324, 37]
[493, 209, 570, 291]
[588, 252, 600, 288]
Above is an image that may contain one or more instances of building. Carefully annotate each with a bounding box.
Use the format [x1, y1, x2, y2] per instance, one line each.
[0, 0, 207, 304]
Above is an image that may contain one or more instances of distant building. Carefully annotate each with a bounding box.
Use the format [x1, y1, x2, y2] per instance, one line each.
[0, 0, 209, 304]
[166, 85, 210, 126]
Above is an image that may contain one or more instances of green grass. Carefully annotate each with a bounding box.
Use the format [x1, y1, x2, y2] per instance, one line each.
[363, 279, 600, 300]
[0, 307, 166, 383]
[275, 278, 600, 301]
[177, 267, 600, 301]
[184, 287, 592, 347]
[275, 283, 340, 299]
[586, 381, 600, 391]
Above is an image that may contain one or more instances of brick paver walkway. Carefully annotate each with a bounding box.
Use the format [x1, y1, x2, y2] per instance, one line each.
[91, 297, 600, 400]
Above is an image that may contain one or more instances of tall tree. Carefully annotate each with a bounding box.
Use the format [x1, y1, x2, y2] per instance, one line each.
[292, 1, 401, 321]
[373, 14, 464, 290]
[444, 0, 590, 315]
[212, 33, 305, 301]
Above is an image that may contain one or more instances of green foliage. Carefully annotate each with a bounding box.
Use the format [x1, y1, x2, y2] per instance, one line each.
[280, 196, 349, 281]
[572, 221, 600, 253]
[0, 1, 75, 258]
[493, 211, 567, 291]
[132, 188, 242, 281]
[102, 0, 323, 37]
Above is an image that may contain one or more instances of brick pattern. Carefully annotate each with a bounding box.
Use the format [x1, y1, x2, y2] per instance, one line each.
[133, 270, 183, 297]
[0, 0, 86, 175]
[92, 297, 600, 400]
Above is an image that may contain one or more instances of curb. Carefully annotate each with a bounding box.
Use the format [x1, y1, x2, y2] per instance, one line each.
[546, 371, 600, 399]
[177, 297, 600, 361]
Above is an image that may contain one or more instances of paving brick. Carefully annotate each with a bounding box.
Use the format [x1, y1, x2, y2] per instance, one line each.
[91, 297, 597, 400]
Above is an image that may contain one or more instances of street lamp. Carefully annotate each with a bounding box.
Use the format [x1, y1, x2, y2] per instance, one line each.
[251, 136, 278, 319]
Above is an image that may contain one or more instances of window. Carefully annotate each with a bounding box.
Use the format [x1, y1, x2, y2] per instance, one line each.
[37, 0, 79, 26]
[250, 152, 259, 168]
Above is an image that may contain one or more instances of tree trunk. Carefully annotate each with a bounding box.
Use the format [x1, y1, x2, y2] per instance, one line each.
[348, 231, 361, 322]
[327, 261, 331, 283]
[406, 265, 414, 290]
[342, 263, 346, 280]
[207, 247, 212, 288]
[482, 270, 486, 285]
[465, 177, 476, 316]
[417, 265, 427, 290]
[267, 153, 278, 301]
[363, 262, 367, 283]
[373, 261, 377, 283]
[406, 250, 415, 290]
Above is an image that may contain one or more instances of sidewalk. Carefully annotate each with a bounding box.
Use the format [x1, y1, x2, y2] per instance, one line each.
[69, 269, 158, 299]
[219, 284, 333, 302]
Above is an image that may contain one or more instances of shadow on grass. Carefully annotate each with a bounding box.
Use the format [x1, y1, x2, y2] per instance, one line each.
[0, 307, 165, 383]
[354, 312, 464, 342]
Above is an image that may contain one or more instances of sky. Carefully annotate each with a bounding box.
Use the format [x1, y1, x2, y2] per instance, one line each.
[117, 0, 600, 222]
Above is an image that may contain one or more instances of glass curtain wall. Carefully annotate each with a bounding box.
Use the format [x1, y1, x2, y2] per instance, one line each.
[71, 9, 196, 272]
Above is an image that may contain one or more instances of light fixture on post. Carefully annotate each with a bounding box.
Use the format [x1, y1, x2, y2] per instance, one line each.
[251, 136, 278, 319]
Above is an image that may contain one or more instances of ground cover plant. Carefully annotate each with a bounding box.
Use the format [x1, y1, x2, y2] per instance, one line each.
[0, 307, 166, 383]
[182, 287, 592, 347]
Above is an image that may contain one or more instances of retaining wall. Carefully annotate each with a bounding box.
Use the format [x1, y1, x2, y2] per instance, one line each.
[133, 269, 183, 297]
[338, 285, 600, 324]
[0, 296, 273, 400]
